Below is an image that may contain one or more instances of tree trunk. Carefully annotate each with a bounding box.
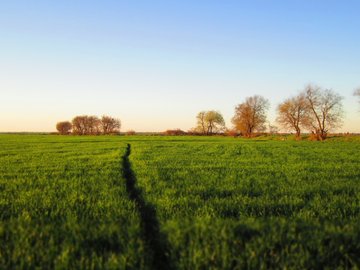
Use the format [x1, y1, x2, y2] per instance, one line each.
[295, 127, 301, 140]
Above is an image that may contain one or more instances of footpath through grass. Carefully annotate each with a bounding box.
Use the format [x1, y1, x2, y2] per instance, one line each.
[0, 135, 145, 269]
[0, 135, 360, 269]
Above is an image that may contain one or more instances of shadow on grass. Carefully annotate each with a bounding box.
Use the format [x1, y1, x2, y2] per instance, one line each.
[122, 144, 174, 270]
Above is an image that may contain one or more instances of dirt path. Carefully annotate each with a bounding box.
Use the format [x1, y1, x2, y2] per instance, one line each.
[122, 144, 173, 270]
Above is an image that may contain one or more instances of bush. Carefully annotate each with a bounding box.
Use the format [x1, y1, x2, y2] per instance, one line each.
[56, 121, 72, 135]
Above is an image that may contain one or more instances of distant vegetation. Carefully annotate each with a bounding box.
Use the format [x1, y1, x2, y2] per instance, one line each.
[56, 115, 121, 135]
[232, 95, 269, 137]
[191, 110, 226, 135]
[56, 84, 352, 140]
[276, 85, 343, 140]
[56, 121, 72, 135]
[192, 84, 345, 140]
[164, 129, 187, 136]
[125, 130, 136, 136]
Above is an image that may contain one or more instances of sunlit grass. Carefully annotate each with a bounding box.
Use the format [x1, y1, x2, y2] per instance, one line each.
[0, 134, 359, 269]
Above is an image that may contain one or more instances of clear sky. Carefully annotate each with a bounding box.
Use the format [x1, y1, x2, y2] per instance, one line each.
[1, 0, 359, 132]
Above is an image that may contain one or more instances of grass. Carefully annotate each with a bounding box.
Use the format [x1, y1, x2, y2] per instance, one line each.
[1, 134, 360, 269]
[0, 135, 145, 269]
[130, 137, 360, 269]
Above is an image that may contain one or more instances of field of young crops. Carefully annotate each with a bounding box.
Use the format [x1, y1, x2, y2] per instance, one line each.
[0, 135, 145, 269]
[1, 134, 360, 269]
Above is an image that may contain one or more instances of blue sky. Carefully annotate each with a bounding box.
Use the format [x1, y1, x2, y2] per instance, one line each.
[1, 0, 359, 132]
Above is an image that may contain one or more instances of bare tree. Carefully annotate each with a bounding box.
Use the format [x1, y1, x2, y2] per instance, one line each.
[232, 95, 269, 137]
[72, 115, 100, 135]
[100, 115, 121, 134]
[303, 85, 343, 140]
[72, 116, 87, 135]
[196, 111, 207, 134]
[194, 110, 225, 135]
[56, 121, 72, 135]
[276, 94, 308, 138]
[85, 116, 101, 135]
[70, 115, 122, 135]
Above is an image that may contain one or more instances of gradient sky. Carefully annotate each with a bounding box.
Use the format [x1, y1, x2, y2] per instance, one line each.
[1, 0, 359, 132]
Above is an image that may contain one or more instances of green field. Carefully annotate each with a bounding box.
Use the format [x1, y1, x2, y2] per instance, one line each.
[1, 135, 360, 269]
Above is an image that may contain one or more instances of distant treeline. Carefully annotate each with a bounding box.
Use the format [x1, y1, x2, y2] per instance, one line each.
[56, 115, 121, 135]
[57, 85, 360, 140]
[189, 85, 346, 141]
[164, 85, 359, 140]
[188, 84, 353, 141]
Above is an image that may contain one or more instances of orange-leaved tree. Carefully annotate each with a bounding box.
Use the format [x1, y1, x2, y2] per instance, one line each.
[232, 95, 269, 137]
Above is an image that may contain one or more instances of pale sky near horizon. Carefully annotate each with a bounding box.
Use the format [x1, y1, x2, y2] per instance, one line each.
[1, 1, 359, 132]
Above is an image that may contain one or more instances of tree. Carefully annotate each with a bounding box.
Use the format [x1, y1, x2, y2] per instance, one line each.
[196, 111, 207, 134]
[204, 111, 225, 135]
[194, 110, 225, 135]
[100, 115, 121, 134]
[72, 115, 100, 135]
[72, 116, 87, 135]
[56, 121, 72, 135]
[276, 94, 308, 138]
[85, 116, 101, 135]
[232, 95, 269, 137]
[303, 85, 343, 140]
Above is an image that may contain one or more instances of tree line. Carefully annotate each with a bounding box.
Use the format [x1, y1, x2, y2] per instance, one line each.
[56, 115, 121, 135]
[192, 84, 352, 140]
[56, 85, 359, 139]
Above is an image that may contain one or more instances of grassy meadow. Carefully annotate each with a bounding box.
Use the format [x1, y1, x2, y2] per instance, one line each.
[0, 134, 359, 269]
